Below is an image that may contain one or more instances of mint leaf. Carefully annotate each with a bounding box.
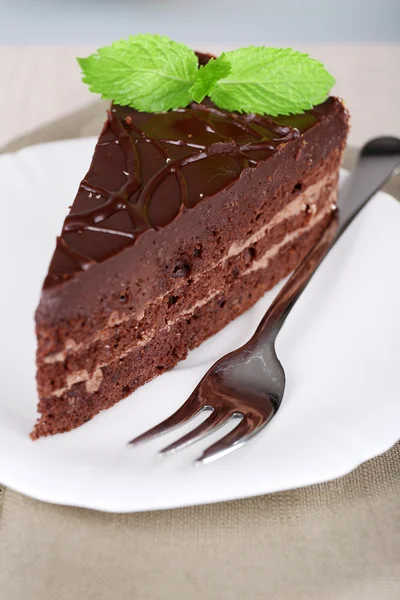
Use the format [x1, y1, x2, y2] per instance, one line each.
[189, 53, 231, 103]
[78, 34, 198, 112]
[210, 46, 335, 116]
[78, 37, 335, 116]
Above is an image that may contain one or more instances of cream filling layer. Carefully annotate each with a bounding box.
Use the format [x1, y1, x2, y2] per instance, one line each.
[44, 172, 336, 367]
[226, 172, 335, 258]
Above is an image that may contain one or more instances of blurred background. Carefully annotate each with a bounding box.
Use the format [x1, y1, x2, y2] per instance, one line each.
[0, 0, 399, 148]
[1, 0, 399, 44]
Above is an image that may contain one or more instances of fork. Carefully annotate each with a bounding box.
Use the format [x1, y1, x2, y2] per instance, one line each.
[129, 137, 400, 463]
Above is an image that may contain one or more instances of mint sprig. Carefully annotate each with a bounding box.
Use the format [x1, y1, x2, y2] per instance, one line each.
[78, 35, 335, 116]
[189, 54, 231, 104]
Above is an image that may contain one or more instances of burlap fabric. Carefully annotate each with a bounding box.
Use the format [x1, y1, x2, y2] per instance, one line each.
[1, 104, 399, 599]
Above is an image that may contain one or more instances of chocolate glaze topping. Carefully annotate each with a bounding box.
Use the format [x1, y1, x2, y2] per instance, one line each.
[45, 69, 336, 288]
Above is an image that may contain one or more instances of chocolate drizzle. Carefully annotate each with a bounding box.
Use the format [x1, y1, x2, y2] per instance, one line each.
[45, 91, 331, 288]
[64, 114, 143, 235]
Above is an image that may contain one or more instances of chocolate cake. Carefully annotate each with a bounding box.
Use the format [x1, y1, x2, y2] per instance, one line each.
[32, 81, 349, 438]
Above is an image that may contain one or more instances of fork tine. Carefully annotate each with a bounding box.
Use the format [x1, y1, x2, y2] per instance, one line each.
[128, 390, 205, 445]
[196, 417, 269, 464]
[160, 409, 233, 455]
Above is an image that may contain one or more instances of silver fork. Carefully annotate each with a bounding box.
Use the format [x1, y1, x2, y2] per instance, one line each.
[129, 137, 400, 463]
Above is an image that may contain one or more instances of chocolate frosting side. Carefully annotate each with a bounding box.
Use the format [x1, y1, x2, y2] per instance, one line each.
[44, 86, 338, 289]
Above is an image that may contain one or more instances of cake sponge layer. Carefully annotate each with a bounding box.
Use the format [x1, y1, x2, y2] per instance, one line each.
[32, 205, 333, 439]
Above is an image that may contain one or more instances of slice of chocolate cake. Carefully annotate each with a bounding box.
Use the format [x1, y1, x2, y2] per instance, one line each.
[32, 93, 348, 438]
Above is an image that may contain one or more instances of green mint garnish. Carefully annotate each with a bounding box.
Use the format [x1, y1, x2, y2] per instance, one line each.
[189, 53, 231, 104]
[78, 35, 335, 116]
[77, 34, 198, 112]
[210, 47, 335, 116]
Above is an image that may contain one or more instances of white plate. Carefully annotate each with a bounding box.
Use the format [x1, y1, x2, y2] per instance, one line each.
[0, 138, 399, 513]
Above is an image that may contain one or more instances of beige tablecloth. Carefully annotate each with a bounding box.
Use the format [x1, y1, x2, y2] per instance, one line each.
[1, 106, 399, 600]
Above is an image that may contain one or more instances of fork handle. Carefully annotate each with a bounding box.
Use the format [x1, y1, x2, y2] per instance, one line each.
[251, 137, 400, 345]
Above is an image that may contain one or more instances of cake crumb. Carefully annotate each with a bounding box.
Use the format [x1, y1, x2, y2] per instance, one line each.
[193, 244, 202, 258]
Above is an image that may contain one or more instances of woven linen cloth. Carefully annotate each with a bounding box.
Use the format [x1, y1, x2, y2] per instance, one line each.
[0, 104, 399, 600]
